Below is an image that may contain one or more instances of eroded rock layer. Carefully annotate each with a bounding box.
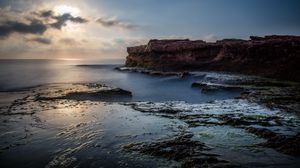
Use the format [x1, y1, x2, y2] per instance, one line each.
[125, 35, 300, 82]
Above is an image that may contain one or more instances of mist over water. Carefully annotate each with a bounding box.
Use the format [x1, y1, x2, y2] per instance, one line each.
[0, 59, 240, 103]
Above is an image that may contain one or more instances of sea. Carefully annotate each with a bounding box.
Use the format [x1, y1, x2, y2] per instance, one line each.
[0, 59, 240, 103]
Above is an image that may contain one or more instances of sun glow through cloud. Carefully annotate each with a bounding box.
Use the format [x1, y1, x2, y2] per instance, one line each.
[54, 5, 80, 16]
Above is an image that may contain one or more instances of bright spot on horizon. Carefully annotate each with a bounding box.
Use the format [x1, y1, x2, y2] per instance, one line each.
[54, 5, 80, 16]
[57, 58, 82, 61]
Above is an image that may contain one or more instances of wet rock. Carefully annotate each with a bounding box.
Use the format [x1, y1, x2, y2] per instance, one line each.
[116, 66, 190, 77]
[123, 134, 233, 168]
[218, 114, 281, 127]
[49, 88, 131, 102]
[180, 113, 282, 128]
[192, 74, 297, 91]
[246, 127, 300, 156]
[245, 127, 278, 139]
[123, 101, 189, 114]
[182, 157, 234, 168]
[192, 73, 300, 113]
[0, 94, 36, 115]
[124, 100, 286, 128]
[192, 82, 245, 91]
[241, 86, 300, 113]
[36, 84, 132, 102]
[124, 99, 300, 157]
[264, 133, 300, 156]
[0, 83, 132, 116]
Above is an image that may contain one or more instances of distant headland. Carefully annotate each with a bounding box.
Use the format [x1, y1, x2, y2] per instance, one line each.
[125, 35, 300, 82]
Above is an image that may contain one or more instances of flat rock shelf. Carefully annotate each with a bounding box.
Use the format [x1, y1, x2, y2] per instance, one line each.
[0, 79, 299, 168]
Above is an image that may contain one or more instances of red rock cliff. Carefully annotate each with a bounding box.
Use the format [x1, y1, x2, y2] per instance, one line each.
[125, 35, 300, 82]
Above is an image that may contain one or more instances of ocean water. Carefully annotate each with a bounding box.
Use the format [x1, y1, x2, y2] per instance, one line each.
[0, 59, 240, 103]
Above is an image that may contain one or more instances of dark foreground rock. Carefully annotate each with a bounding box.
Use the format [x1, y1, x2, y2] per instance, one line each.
[0, 83, 132, 115]
[246, 127, 300, 156]
[126, 35, 300, 82]
[35, 83, 132, 102]
[191, 82, 245, 92]
[240, 85, 300, 113]
[116, 66, 190, 77]
[123, 134, 235, 168]
[37, 87, 132, 102]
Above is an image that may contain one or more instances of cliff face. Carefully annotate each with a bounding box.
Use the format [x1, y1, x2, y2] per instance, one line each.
[125, 35, 300, 82]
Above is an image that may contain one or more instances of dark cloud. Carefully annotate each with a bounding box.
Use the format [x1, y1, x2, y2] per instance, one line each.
[39, 10, 54, 18]
[70, 17, 88, 23]
[51, 13, 88, 29]
[0, 20, 47, 37]
[30, 37, 52, 45]
[0, 9, 88, 38]
[96, 18, 119, 27]
[36, 10, 88, 29]
[96, 17, 136, 29]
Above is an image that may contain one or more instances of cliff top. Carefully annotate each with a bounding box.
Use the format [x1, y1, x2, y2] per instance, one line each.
[127, 35, 300, 53]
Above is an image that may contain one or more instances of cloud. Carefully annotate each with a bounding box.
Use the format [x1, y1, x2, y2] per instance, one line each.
[0, 20, 47, 37]
[0, 9, 88, 37]
[59, 38, 79, 46]
[70, 16, 88, 23]
[51, 13, 88, 29]
[39, 10, 54, 18]
[96, 17, 136, 29]
[29, 37, 51, 45]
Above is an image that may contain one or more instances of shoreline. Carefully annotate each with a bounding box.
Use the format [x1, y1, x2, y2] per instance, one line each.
[0, 68, 299, 167]
[0, 81, 299, 167]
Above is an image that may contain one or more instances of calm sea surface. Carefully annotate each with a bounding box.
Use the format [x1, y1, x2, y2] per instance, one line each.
[0, 59, 240, 103]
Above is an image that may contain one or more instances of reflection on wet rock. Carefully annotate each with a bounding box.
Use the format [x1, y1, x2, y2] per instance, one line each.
[123, 133, 234, 168]
[0, 83, 132, 116]
[124, 99, 300, 157]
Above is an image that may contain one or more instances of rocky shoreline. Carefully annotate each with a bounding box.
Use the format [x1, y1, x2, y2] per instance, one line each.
[125, 35, 300, 82]
[1, 80, 299, 167]
[190, 74, 300, 114]
[1, 67, 300, 167]
[117, 67, 300, 114]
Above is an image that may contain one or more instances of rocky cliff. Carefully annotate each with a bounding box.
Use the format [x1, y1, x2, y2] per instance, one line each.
[125, 35, 300, 82]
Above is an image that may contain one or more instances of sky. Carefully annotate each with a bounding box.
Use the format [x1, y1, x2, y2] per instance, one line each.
[0, 0, 299, 59]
